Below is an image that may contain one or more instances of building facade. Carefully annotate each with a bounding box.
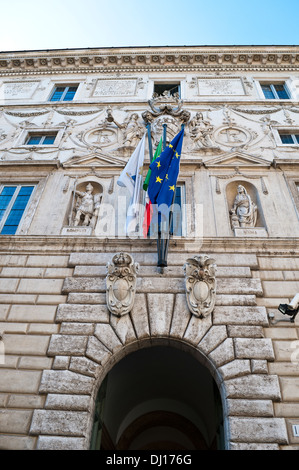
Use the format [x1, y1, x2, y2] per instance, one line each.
[0, 45, 299, 450]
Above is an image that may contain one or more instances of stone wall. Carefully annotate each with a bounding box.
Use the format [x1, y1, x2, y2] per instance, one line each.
[0, 242, 298, 450]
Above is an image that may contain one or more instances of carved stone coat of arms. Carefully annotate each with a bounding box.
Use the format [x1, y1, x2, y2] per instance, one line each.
[106, 252, 138, 317]
[184, 255, 217, 318]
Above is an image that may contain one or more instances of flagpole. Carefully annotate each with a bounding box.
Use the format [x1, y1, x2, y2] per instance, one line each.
[157, 123, 168, 267]
[162, 123, 167, 150]
[157, 123, 185, 268]
[146, 123, 154, 163]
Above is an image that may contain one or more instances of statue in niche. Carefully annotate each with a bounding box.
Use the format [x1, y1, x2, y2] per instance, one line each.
[73, 183, 102, 229]
[230, 184, 257, 228]
[189, 112, 215, 148]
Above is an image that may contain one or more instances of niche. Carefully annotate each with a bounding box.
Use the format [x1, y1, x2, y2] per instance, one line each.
[226, 180, 267, 237]
[62, 179, 103, 235]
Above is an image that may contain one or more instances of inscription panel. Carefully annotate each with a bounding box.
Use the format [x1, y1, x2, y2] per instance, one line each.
[93, 79, 137, 97]
[1, 81, 40, 99]
[198, 78, 245, 96]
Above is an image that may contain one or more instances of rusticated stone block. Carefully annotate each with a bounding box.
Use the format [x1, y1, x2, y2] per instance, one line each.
[184, 314, 212, 345]
[138, 278, 184, 293]
[225, 374, 281, 401]
[56, 303, 109, 323]
[219, 359, 251, 380]
[37, 436, 86, 450]
[47, 334, 88, 356]
[229, 417, 288, 444]
[109, 314, 136, 345]
[39, 370, 94, 395]
[62, 277, 104, 293]
[251, 360, 268, 374]
[45, 394, 91, 411]
[216, 278, 263, 296]
[67, 293, 106, 304]
[30, 410, 89, 436]
[69, 356, 100, 378]
[147, 293, 174, 336]
[86, 336, 112, 366]
[170, 293, 190, 339]
[94, 324, 122, 352]
[230, 442, 280, 450]
[199, 325, 227, 355]
[234, 338, 275, 361]
[130, 293, 150, 339]
[215, 294, 257, 306]
[227, 399, 274, 417]
[227, 325, 264, 338]
[208, 338, 235, 367]
[213, 306, 268, 326]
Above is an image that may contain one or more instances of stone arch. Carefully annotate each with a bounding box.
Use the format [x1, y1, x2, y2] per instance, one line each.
[29, 253, 287, 450]
[88, 337, 227, 450]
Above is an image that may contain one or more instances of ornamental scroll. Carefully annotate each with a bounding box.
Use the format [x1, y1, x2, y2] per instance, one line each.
[183, 255, 217, 318]
[106, 252, 139, 317]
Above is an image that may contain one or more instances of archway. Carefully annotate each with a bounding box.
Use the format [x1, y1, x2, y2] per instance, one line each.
[90, 343, 225, 450]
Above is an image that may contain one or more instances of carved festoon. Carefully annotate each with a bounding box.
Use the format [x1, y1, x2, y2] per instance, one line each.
[184, 255, 217, 318]
[106, 252, 139, 317]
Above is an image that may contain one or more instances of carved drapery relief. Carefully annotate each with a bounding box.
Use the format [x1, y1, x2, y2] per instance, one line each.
[230, 184, 257, 228]
[184, 255, 217, 318]
[106, 252, 139, 317]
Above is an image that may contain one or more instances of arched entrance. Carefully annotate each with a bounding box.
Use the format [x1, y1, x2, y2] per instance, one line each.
[90, 344, 225, 450]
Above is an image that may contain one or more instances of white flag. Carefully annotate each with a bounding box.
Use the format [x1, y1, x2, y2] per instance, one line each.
[117, 133, 146, 234]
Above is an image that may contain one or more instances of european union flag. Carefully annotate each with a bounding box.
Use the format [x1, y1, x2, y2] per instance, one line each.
[147, 128, 184, 208]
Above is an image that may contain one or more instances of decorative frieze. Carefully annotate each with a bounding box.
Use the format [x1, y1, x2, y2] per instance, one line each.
[0, 48, 299, 74]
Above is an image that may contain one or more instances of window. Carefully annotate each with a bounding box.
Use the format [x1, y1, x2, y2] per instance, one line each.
[279, 132, 299, 144]
[153, 83, 180, 98]
[0, 185, 35, 235]
[25, 133, 57, 145]
[147, 184, 185, 237]
[261, 83, 290, 99]
[49, 85, 78, 102]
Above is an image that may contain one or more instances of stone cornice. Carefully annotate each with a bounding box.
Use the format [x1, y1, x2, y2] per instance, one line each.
[0, 235, 299, 255]
[1, 46, 299, 75]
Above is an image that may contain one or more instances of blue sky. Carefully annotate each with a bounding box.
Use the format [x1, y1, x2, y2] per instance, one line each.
[0, 0, 298, 52]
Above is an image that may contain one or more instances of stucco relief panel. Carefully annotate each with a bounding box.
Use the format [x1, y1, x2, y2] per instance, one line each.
[197, 78, 246, 96]
[0, 80, 40, 100]
[92, 79, 138, 97]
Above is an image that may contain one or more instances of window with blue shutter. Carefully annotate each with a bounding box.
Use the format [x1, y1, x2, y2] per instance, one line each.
[49, 85, 78, 102]
[261, 83, 290, 99]
[0, 185, 35, 235]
